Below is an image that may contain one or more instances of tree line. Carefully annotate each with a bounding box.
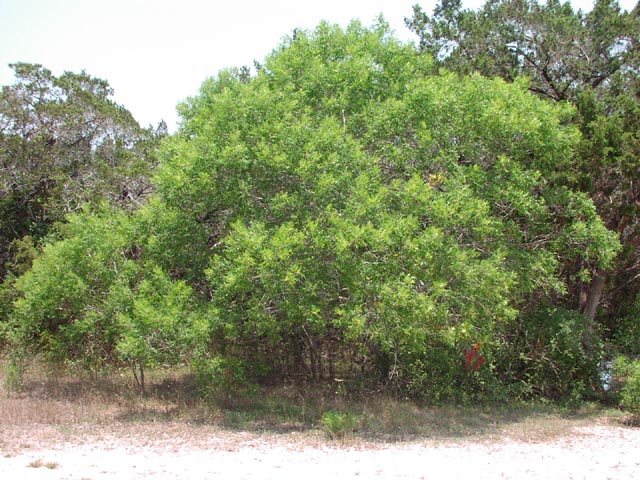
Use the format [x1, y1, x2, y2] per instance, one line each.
[1, 0, 638, 403]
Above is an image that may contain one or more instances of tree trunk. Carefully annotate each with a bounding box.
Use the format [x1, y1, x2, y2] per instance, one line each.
[139, 362, 145, 394]
[131, 359, 145, 393]
[580, 272, 606, 355]
[582, 272, 605, 324]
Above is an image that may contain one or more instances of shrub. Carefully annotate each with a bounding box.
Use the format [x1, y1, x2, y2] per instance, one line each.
[115, 267, 204, 391]
[3, 357, 24, 392]
[320, 410, 359, 440]
[495, 307, 602, 400]
[615, 356, 640, 420]
[192, 355, 256, 403]
[614, 295, 640, 356]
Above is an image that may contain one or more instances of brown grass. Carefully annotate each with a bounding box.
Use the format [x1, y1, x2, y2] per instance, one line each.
[0, 358, 629, 452]
[26, 459, 43, 468]
[27, 458, 59, 469]
[0, 360, 207, 425]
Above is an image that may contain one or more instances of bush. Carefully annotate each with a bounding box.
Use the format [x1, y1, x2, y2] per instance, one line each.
[320, 410, 359, 440]
[615, 356, 640, 420]
[192, 355, 256, 403]
[614, 295, 640, 356]
[3, 357, 24, 392]
[495, 307, 602, 400]
[386, 341, 494, 404]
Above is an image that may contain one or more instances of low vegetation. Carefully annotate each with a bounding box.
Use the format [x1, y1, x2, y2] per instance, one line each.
[27, 459, 59, 470]
[614, 356, 640, 422]
[0, 359, 633, 448]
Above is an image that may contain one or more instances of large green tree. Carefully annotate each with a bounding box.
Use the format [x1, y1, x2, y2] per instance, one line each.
[406, 0, 640, 333]
[158, 20, 617, 397]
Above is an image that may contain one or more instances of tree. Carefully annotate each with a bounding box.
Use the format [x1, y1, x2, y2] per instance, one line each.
[0, 63, 160, 280]
[407, 0, 640, 334]
[406, 0, 637, 101]
[4, 204, 205, 386]
[161, 20, 617, 397]
[115, 266, 205, 392]
[6, 206, 136, 372]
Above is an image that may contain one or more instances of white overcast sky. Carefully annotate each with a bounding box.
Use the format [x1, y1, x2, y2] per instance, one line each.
[0, 0, 636, 131]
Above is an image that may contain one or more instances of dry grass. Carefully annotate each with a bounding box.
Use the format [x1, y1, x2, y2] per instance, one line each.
[27, 458, 59, 469]
[0, 358, 630, 453]
[0, 360, 209, 425]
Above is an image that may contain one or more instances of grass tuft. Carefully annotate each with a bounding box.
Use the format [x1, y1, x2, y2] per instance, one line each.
[27, 458, 43, 468]
[27, 458, 60, 469]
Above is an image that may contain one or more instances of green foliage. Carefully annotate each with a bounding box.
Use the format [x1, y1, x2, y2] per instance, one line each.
[115, 266, 206, 390]
[0, 63, 166, 344]
[614, 295, 640, 356]
[192, 355, 256, 402]
[614, 356, 640, 419]
[320, 410, 360, 440]
[166, 20, 616, 399]
[8, 207, 131, 368]
[407, 0, 640, 335]
[407, 0, 637, 102]
[5, 205, 204, 385]
[496, 307, 603, 399]
[4, 20, 621, 403]
[0, 63, 160, 284]
[3, 357, 24, 392]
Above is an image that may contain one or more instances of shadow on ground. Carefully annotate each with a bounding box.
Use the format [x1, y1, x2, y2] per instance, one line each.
[1, 365, 631, 444]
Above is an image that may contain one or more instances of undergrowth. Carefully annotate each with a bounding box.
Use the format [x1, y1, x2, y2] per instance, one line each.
[0, 359, 630, 443]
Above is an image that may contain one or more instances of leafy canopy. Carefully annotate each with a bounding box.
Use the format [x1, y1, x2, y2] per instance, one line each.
[158, 20, 617, 393]
[407, 0, 640, 325]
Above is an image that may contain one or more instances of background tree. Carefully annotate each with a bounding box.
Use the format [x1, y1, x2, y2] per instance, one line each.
[0, 63, 161, 281]
[407, 0, 640, 343]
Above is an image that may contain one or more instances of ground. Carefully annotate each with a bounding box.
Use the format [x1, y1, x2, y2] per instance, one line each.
[1, 366, 639, 479]
[2, 419, 639, 479]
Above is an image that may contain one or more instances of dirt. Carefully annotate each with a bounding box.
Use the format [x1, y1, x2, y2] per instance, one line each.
[1, 421, 639, 479]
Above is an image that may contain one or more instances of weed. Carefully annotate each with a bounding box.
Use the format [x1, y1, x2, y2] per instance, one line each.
[320, 410, 359, 440]
[27, 458, 43, 468]
[27, 458, 60, 469]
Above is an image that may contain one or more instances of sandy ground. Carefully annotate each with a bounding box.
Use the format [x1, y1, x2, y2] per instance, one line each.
[1, 422, 639, 479]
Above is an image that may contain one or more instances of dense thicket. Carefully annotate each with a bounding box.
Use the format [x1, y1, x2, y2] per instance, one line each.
[3, 20, 622, 401]
[407, 0, 640, 350]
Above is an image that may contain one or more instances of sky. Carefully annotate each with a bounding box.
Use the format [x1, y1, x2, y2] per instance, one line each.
[0, 0, 636, 132]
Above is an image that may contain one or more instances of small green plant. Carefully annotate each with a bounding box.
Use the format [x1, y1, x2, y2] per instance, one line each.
[320, 410, 359, 440]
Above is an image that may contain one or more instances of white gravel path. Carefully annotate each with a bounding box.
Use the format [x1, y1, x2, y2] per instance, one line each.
[2, 424, 639, 479]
